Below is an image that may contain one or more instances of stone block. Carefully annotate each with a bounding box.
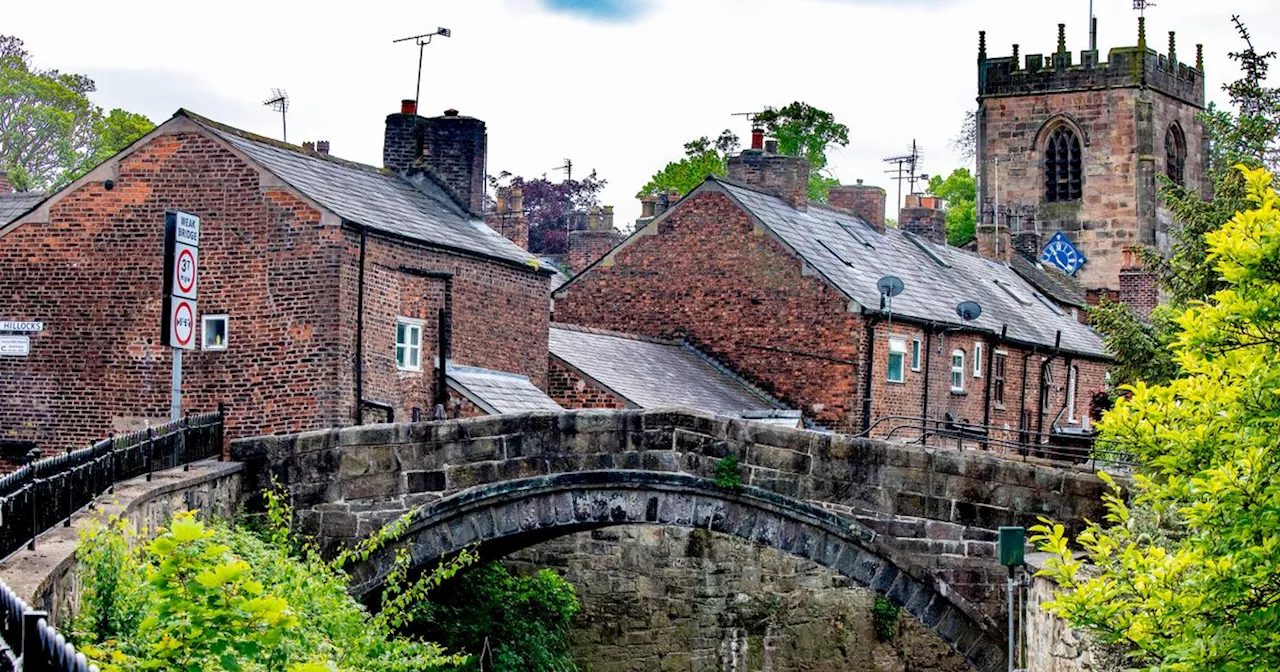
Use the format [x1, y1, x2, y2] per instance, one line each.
[925, 520, 964, 541]
[405, 470, 447, 493]
[746, 444, 811, 474]
[341, 472, 401, 501]
[445, 462, 498, 490]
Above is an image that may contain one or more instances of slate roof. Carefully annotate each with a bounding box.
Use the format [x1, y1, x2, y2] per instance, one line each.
[0, 193, 45, 227]
[549, 325, 788, 415]
[1008, 255, 1088, 308]
[709, 179, 1106, 357]
[180, 111, 545, 271]
[446, 365, 562, 415]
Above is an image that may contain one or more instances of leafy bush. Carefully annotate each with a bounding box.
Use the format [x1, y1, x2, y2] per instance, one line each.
[71, 488, 474, 672]
[714, 454, 742, 489]
[413, 563, 579, 671]
[872, 596, 900, 642]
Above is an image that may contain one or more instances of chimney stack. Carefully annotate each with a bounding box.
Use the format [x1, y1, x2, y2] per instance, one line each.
[727, 147, 809, 210]
[1119, 247, 1158, 319]
[384, 100, 423, 173]
[387, 100, 489, 216]
[486, 185, 529, 250]
[0, 171, 12, 194]
[899, 194, 948, 245]
[569, 203, 623, 275]
[828, 180, 886, 233]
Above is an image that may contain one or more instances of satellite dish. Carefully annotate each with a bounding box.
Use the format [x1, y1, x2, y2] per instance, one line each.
[956, 301, 983, 322]
[876, 276, 905, 298]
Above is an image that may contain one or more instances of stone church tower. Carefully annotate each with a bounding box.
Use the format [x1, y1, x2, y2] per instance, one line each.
[975, 18, 1206, 299]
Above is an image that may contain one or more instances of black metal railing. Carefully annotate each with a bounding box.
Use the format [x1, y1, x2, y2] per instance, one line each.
[0, 406, 225, 671]
[855, 414, 1138, 470]
[0, 405, 225, 562]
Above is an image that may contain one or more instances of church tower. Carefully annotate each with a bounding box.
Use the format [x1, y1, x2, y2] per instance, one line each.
[975, 18, 1206, 300]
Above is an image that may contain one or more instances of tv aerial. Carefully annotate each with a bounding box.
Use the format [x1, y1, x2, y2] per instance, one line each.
[1133, 0, 1155, 17]
[262, 89, 289, 142]
[394, 27, 452, 112]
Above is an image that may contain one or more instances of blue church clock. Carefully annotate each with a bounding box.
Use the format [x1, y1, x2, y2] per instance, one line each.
[1040, 231, 1086, 275]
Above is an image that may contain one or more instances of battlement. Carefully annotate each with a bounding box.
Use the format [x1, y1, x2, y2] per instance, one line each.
[978, 19, 1204, 108]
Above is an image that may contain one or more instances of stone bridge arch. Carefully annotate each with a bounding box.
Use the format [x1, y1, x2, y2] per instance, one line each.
[233, 408, 1111, 672]
[343, 469, 1007, 672]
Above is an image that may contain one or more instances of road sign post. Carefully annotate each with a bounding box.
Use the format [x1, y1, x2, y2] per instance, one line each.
[161, 210, 201, 422]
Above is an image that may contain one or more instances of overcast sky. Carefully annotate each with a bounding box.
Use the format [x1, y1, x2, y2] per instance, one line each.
[7, 0, 1280, 229]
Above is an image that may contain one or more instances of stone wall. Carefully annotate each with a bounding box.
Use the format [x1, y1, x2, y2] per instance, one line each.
[0, 460, 243, 626]
[507, 525, 972, 672]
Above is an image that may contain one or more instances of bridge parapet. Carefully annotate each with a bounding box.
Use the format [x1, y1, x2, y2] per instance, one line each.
[231, 406, 1109, 660]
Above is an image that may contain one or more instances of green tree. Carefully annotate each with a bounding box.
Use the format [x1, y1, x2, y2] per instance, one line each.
[1032, 166, 1280, 670]
[0, 35, 153, 191]
[637, 130, 739, 199]
[414, 562, 580, 671]
[1089, 17, 1280, 388]
[925, 168, 977, 246]
[639, 102, 850, 203]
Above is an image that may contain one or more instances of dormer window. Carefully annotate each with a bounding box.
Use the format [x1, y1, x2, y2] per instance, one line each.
[1044, 126, 1083, 202]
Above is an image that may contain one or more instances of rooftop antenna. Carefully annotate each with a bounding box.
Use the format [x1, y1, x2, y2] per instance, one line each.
[731, 106, 777, 149]
[884, 140, 924, 219]
[262, 89, 289, 142]
[393, 27, 452, 111]
[551, 158, 573, 183]
[1133, 0, 1154, 18]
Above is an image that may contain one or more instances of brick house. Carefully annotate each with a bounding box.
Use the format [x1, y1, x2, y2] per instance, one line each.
[0, 103, 554, 453]
[976, 18, 1206, 312]
[553, 132, 1108, 444]
[548, 324, 801, 427]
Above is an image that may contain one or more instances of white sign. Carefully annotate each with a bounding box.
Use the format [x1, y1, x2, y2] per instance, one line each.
[172, 243, 199, 300]
[174, 210, 201, 247]
[0, 335, 29, 357]
[169, 298, 197, 350]
[0, 321, 43, 332]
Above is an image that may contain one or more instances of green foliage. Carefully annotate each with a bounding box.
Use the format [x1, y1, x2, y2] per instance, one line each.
[1087, 299, 1180, 388]
[639, 102, 850, 203]
[72, 487, 475, 672]
[637, 130, 738, 200]
[714, 453, 742, 489]
[1031, 167, 1280, 670]
[872, 596, 900, 642]
[0, 35, 153, 191]
[413, 563, 579, 671]
[925, 168, 977, 246]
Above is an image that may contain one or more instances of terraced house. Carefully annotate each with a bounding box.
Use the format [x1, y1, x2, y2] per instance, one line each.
[554, 130, 1109, 449]
[0, 102, 554, 455]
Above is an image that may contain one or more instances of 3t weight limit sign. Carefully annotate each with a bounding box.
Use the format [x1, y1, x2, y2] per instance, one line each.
[172, 243, 199, 299]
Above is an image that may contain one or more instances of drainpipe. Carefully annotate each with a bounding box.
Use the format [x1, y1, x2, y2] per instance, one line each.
[920, 328, 933, 433]
[1035, 331, 1063, 443]
[861, 314, 881, 433]
[435, 308, 449, 418]
[354, 226, 368, 424]
[982, 325, 1005, 433]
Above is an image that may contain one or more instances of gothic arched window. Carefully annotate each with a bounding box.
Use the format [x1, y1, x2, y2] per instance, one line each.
[1044, 126, 1083, 203]
[1165, 125, 1186, 187]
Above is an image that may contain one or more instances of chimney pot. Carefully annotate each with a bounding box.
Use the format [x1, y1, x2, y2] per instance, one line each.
[302, 141, 316, 152]
[764, 139, 778, 154]
[640, 195, 656, 219]
[401, 99, 417, 115]
[602, 205, 615, 230]
[317, 140, 330, 155]
[750, 127, 764, 151]
[511, 186, 524, 214]
[444, 108, 460, 117]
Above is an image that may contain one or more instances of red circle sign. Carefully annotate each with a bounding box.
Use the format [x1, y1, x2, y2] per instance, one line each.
[176, 248, 196, 294]
[174, 301, 194, 346]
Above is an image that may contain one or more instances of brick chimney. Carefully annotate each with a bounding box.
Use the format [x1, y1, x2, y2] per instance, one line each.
[727, 144, 809, 210]
[486, 185, 529, 250]
[0, 171, 11, 194]
[569, 204, 623, 275]
[383, 99, 422, 173]
[899, 194, 948, 245]
[828, 180, 886, 233]
[1119, 247, 1158, 319]
[420, 109, 488, 215]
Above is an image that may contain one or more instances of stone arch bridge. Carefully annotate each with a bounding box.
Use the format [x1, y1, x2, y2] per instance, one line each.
[231, 408, 1110, 672]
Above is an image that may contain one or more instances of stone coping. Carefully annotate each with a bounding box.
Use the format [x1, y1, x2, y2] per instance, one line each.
[0, 459, 243, 607]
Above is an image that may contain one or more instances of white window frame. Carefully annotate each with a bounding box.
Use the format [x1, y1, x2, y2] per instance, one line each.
[201, 314, 229, 351]
[1067, 364, 1079, 423]
[1041, 358, 1054, 413]
[973, 342, 984, 378]
[950, 349, 965, 393]
[910, 338, 922, 371]
[887, 337, 907, 383]
[396, 317, 424, 372]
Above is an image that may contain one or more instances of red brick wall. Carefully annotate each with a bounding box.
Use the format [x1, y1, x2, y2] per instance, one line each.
[567, 230, 620, 276]
[555, 191, 860, 429]
[0, 131, 346, 452]
[0, 127, 551, 455]
[547, 359, 627, 409]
